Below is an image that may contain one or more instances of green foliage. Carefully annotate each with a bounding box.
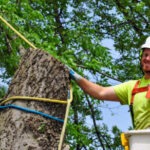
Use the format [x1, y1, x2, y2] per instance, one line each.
[0, 86, 7, 98]
[111, 126, 123, 149]
[38, 123, 46, 133]
[0, 0, 149, 149]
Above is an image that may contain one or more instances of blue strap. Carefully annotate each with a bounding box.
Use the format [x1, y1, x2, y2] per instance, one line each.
[0, 104, 64, 123]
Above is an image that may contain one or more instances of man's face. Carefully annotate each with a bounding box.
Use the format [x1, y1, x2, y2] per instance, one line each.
[141, 48, 150, 73]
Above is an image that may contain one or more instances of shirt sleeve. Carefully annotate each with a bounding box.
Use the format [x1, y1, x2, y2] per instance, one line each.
[113, 81, 136, 105]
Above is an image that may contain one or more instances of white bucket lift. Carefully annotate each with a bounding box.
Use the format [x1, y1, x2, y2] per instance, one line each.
[121, 129, 150, 150]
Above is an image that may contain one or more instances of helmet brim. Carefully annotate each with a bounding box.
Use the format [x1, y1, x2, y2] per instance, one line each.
[141, 44, 150, 49]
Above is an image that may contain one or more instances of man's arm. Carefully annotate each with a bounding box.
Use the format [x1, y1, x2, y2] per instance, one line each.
[69, 67, 120, 102]
[76, 77, 120, 102]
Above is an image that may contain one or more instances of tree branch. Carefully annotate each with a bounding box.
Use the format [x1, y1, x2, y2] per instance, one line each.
[86, 95, 111, 150]
[77, 64, 123, 83]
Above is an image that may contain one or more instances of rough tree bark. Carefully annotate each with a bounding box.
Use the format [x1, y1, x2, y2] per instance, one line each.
[0, 48, 70, 150]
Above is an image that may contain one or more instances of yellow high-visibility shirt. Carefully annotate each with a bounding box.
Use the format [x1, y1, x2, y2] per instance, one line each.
[113, 77, 150, 129]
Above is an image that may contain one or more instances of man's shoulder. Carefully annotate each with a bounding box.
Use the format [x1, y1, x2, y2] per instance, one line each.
[126, 80, 138, 84]
[122, 80, 138, 87]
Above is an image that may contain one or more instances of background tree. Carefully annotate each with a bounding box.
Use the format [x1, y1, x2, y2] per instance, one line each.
[0, 0, 150, 149]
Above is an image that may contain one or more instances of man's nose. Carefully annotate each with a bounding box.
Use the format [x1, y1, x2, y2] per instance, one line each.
[146, 55, 150, 60]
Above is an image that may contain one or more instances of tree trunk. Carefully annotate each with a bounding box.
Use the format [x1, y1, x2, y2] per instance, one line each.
[0, 48, 70, 150]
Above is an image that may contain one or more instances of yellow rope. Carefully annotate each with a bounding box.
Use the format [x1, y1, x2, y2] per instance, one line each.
[0, 15, 37, 49]
[58, 85, 73, 150]
[0, 96, 68, 105]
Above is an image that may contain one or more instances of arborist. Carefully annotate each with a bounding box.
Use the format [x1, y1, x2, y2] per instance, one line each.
[68, 36, 150, 130]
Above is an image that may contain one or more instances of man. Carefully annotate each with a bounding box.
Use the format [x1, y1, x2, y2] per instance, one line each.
[69, 37, 150, 130]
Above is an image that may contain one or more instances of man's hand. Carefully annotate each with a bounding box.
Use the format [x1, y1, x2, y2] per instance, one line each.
[66, 66, 82, 81]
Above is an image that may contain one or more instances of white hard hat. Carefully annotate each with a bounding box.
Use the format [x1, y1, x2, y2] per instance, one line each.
[141, 37, 150, 49]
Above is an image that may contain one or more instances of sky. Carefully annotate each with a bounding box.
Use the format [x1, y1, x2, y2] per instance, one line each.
[101, 101, 132, 132]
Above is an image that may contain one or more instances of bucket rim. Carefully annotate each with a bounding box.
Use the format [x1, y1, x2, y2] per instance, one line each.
[124, 129, 150, 138]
